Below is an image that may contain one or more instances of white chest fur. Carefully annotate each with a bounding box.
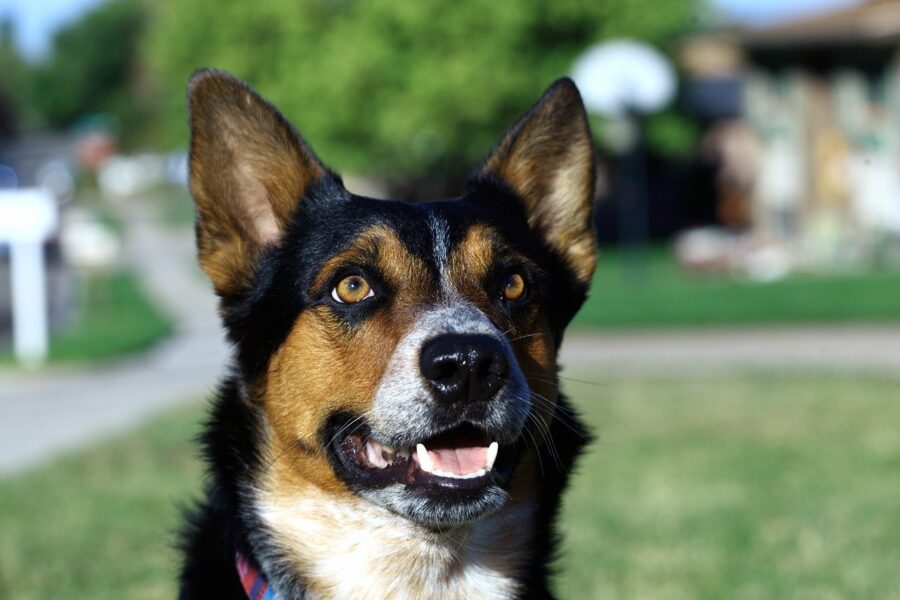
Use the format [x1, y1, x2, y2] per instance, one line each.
[257, 486, 536, 600]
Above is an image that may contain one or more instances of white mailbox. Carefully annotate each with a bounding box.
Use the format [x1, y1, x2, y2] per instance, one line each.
[0, 188, 59, 367]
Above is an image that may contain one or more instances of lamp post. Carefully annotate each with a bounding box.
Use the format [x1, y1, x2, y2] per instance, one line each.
[572, 40, 676, 279]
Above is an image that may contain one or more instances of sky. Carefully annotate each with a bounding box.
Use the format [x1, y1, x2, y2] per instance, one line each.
[0, 0, 102, 61]
[713, 0, 862, 24]
[0, 0, 866, 62]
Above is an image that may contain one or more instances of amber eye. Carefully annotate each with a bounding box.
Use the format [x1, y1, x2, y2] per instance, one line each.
[331, 275, 374, 304]
[502, 272, 527, 301]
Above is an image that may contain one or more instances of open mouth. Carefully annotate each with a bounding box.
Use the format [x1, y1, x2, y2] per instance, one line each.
[330, 421, 516, 492]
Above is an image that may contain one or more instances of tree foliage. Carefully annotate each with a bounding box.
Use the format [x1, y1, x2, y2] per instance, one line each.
[30, 0, 145, 133]
[146, 0, 700, 193]
[0, 18, 30, 137]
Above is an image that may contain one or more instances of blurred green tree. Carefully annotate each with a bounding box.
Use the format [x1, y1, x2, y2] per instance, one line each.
[145, 0, 701, 195]
[0, 18, 30, 137]
[30, 0, 148, 139]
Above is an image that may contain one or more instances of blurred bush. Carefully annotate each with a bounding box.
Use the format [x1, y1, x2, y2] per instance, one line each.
[645, 109, 700, 159]
[144, 0, 701, 195]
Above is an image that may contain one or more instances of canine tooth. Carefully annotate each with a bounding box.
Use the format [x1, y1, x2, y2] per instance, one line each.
[486, 441, 499, 470]
[416, 443, 435, 473]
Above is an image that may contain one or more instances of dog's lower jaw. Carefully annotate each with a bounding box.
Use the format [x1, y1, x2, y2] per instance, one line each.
[355, 482, 511, 529]
[253, 480, 537, 600]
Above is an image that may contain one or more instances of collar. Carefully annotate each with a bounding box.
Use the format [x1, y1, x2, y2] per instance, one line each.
[236, 552, 278, 600]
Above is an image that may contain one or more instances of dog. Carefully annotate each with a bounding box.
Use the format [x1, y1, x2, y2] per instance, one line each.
[178, 68, 596, 600]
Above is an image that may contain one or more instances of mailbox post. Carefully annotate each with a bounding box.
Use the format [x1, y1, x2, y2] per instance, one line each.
[0, 189, 59, 367]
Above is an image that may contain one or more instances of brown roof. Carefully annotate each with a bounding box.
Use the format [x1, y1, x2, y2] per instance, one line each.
[740, 0, 900, 47]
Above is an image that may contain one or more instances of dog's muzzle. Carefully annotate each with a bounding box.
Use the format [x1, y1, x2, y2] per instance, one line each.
[420, 333, 509, 411]
[324, 302, 532, 525]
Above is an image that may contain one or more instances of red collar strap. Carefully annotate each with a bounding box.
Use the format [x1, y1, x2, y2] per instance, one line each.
[235, 552, 278, 600]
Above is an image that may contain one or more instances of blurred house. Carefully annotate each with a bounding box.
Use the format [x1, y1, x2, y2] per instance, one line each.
[681, 0, 900, 272]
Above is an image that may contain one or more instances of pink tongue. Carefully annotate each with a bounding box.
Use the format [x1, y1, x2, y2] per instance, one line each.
[428, 446, 488, 475]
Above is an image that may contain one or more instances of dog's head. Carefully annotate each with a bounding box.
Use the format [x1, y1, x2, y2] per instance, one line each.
[188, 70, 595, 528]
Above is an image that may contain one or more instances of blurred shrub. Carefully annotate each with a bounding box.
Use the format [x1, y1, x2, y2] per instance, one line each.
[645, 110, 700, 158]
[144, 0, 700, 195]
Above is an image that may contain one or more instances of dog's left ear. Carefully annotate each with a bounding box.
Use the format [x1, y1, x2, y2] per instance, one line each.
[478, 78, 596, 285]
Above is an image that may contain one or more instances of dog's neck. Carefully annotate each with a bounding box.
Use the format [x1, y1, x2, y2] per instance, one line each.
[250, 481, 537, 600]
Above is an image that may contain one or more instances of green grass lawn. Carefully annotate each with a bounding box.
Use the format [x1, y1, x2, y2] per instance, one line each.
[557, 374, 900, 598]
[575, 249, 900, 328]
[0, 405, 203, 600]
[2, 374, 899, 599]
[2, 270, 173, 366]
[47, 270, 173, 362]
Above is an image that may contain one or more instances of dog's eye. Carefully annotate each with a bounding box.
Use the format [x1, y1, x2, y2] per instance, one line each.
[332, 275, 374, 304]
[502, 272, 527, 302]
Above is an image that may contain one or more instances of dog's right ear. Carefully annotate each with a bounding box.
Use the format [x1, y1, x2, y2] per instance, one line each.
[475, 78, 596, 287]
[187, 69, 327, 297]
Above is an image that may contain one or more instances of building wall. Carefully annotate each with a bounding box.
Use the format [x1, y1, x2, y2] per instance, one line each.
[743, 51, 900, 269]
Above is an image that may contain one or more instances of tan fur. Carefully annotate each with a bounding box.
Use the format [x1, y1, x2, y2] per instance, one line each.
[188, 71, 326, 296]
[263, 226, 435, 493]
[483, 80, 597, 285]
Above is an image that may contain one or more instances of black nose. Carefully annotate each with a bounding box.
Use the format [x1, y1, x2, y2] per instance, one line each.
[419, 334, 510, 404]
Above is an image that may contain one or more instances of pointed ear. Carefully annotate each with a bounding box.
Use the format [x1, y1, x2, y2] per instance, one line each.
[187, 68, 328, 296]
[479, 78, 596, 285]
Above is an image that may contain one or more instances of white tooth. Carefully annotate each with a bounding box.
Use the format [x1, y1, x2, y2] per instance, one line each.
[366, 441, 388, 468]
[485, 442, 499, 470]
[429, 468, 487, 480]
[416, 443, 435, 473]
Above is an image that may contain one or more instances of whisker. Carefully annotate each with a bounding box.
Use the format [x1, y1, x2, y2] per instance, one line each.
[521, 423, 545, 477]
[260, 408, 380, 476]
[556, 374, 606, 386]
[519, 370, 605, 388]
[434, 523, 464, 563]
[527, 392, 587, 439]
[527, 408, 562, 471]
[261, 441, 295, 475]
[325, 409, 376, 449]
[507, 331, 550, 343]
[519, 373, 562, 389]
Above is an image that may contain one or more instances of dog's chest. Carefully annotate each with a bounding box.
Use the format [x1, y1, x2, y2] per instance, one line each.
[257, 488, 535, 600]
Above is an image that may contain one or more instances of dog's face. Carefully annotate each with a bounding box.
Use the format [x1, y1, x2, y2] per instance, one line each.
[188, 70, 595, 528]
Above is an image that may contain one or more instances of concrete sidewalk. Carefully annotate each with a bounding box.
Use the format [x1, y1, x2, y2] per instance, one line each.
[0, 196, 229, 475]
[560, 325, 900, 376]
